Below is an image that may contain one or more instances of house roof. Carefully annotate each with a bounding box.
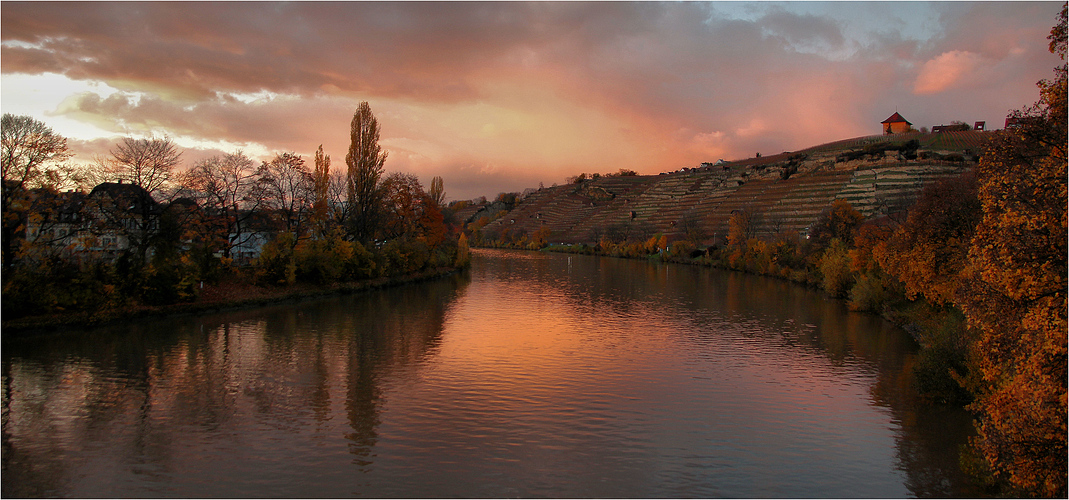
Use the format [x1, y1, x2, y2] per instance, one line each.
[29, 188, 87, 218]
[881, 112, 912, 125]
[88, 181, 161, 214]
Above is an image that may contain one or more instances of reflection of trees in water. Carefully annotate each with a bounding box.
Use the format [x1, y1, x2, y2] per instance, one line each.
[484, 250, 980, 497]
[0, 272, 468, 496]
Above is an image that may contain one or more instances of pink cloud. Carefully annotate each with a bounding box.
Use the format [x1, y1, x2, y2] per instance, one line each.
[914, 50, 986, 94]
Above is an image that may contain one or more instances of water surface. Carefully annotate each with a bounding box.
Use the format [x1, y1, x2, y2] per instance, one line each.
[2, 249, 978, 497]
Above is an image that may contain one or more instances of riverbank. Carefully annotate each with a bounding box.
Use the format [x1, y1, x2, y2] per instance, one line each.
[2, 266, 463, 335]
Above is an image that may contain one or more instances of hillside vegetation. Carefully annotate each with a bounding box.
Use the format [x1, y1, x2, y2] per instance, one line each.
[460, 130, 987, 248]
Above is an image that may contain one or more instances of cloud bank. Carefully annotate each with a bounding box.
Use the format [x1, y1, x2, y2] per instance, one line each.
[2, 2, 1061, 200]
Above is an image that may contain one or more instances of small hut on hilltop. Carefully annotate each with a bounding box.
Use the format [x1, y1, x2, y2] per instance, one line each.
[881, 112, 912, 135]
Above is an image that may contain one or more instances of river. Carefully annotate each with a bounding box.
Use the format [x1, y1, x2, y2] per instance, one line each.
[2, 248, 981, 498]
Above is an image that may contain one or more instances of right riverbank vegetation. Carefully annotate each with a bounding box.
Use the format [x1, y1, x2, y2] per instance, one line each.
[2, 101, 471, 328]
[471, 10, 1067, 498]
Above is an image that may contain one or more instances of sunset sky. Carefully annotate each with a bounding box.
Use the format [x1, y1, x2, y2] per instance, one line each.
[1, 1, 1063, 201]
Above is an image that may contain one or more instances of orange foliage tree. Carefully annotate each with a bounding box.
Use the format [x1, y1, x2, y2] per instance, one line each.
[808, 198, 863, 248]
[875, 172, 981, 306]
[956, 7, 1067, 495]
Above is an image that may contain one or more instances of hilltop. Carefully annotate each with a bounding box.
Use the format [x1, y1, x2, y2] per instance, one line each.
[453, 130, 991, 246]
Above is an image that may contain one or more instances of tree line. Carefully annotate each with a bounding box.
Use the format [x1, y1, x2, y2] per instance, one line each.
[2, 102, 468, 319]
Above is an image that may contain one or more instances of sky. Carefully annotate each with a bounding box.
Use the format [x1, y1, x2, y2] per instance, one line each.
[1, 2, 1063, 201]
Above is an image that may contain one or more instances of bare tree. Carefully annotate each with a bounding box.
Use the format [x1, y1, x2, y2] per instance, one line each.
[257, 152, 313, 237]
[1, 114, 73, 190]
[345, 102, 388, 243]
[328, 170, 349, 229]
[104, 137, 182, 195]
[180, 151, 264, 260]
[1, 114, 73, 268]
[678, 210, 708, 245]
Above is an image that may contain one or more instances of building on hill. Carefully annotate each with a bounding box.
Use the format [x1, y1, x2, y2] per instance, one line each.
[881, 112, 913, 134]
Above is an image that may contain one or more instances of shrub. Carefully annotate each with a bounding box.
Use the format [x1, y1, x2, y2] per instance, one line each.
[848, 271, 890, 312]
[345, 240, 377, 280]
[256, 233, 297, 286]
[819, 239, 854, 298]
[137, 254, 200, 306]
[295, 236, 350, 285]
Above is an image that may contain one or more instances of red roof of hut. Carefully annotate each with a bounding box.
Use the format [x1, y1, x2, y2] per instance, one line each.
[881, 112, 911, 125]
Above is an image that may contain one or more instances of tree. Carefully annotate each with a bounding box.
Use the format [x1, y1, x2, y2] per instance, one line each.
[258, 152, 313, 237]
[345, 102, 388, 243]
[428, 176, 446, 209]
[1, 114, 72, 269]
[312, 145, 332, 236]
[380, 172, 425, 240]
[726, 210, 754, 247]
[103, 137, 182, 195]
[678, 210, 707, 246]
[957, 6, 1067, 495]
[808, 199, 863, 248]
[180, 151, 264, 260]
[875, 172, 981, 306]
[1, 114, 72, 191]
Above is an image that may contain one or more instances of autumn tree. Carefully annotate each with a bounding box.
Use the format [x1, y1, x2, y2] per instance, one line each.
[380, 172, 425, 240]
[808, 198, 863, 248]
[875, 172, 981, 306]
[726, 210, 754, 247]
[345, 102, 388, 243]
[312, 145, 332, 237]
[428, 175, 446, 208]
[956, 6, 1067, 495]
[1, 114, 72, 269]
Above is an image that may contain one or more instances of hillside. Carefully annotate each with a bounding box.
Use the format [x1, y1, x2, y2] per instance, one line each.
[460, 130, 991, 246]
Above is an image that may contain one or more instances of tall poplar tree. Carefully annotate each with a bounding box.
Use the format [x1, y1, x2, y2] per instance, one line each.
[428, 176, 446, 208]
[312, 144, 331, 236]
[345, 102, 388, 243]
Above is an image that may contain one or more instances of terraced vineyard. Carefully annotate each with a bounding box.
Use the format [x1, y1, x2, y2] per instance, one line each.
[460, 131, 992, 246]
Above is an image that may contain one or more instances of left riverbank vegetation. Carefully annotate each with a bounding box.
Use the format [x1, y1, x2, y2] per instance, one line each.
[1, 102, 470, 326]
[472, 8, 1067, 498]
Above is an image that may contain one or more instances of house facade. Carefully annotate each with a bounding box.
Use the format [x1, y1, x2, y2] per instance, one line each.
[881, 112, 913, 134]
[22, 180, 162, 262]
